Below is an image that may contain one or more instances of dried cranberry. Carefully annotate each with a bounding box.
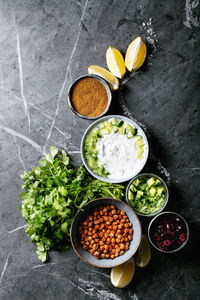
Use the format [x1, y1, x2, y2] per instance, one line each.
[179, 233, 186, 242]
[158, 242, 165, 250]
[153, 233, 160, 242]
[163, 240, 171, 247]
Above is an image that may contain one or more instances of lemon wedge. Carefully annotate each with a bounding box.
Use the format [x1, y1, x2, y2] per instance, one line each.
[125, 37, 147, 71]
[135, 234, 151, 268]
[88, 65, 119, 90]
[110, 258, 135, 288]
[106, 47, 126, 79]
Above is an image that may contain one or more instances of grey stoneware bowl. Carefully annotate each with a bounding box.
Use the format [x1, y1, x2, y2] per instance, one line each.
[148, 211, 189, 253]
[68, 74, 112, 120]
[81, 115, 149, 183]
[70, 198, 142, 268]
[125, 173, 169, 217]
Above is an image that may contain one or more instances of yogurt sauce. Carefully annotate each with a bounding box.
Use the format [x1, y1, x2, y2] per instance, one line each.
[96, 131, 142, 179]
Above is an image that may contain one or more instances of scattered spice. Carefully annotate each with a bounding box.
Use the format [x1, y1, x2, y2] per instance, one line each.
[71, 77, 108, 117]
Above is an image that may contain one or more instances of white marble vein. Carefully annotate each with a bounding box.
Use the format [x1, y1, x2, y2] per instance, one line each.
[13, 14, 31, 136]
[161, 273, 183, 300]
[78, 277, 138, 300]
[28, 102, 53, 120]
[8, 225, 26, 234]
[68, 150, 81, 154]
[183, 0, 200, 28]
[13, 136, 26, 170]
[0, 67, 4, 92]
[0, 125, 43, 154]
[0, 255, 9, 285]
[43, 0, 89, 153]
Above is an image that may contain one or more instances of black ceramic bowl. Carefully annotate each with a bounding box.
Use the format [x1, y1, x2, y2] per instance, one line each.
[148, 211, 189, 253]
[70, 198, 142, 268]
[68, 74, 112, 120]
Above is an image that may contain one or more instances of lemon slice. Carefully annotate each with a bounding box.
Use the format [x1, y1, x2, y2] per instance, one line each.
[125, 37, 147, 71]
[88, 65, 119, 90]
[110, 258, 135, 288]
[106, 47, 126, 79]
[135, 234, 151, 268]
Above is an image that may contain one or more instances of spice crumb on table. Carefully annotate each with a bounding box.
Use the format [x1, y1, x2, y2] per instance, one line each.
[71, 77, 108, 117]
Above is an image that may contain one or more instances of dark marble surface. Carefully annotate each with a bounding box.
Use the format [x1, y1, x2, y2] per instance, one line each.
[0, 0, 200, 299]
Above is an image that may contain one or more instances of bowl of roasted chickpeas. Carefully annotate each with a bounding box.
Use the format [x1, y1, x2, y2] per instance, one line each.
[70, 198, 142, 268]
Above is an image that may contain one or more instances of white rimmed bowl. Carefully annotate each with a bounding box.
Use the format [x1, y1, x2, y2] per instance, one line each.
[81, 115, 149, 183]
[70, 198, 142, 268]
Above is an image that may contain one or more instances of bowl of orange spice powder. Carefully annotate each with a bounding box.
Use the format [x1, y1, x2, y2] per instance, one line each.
[68, 74, 112, 119]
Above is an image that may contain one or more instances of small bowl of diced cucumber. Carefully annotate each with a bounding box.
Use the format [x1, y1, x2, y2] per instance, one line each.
[126, 173, 169, 217]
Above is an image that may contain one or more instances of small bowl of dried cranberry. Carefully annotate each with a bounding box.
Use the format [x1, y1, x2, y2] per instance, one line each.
[148, 211, 189, 253]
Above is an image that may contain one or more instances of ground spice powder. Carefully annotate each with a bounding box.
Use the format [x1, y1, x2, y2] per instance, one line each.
[71, 77, 108, 117]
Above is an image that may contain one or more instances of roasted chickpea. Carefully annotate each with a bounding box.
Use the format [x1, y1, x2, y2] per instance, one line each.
[110, 232, 115, 238]
[116, 238, 120, 244]
[92, 244, 98, 250]
[80, 204, 134, 260]
[120, 243, 125, 249]
[111, 238, 116, 244]
[128, 235, 133, 241]
[113, 225, 118, 231]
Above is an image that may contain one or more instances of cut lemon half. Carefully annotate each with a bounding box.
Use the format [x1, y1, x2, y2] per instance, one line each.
[135, 234, 151, 268]
[125, 37, 147, 72]
[88, 65, 119, 90]
[106, 46, 126, 79]
[110, 258, 135, 288]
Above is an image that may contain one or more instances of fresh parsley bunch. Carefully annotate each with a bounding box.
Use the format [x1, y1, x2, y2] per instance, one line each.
[20, 146, 124, 262]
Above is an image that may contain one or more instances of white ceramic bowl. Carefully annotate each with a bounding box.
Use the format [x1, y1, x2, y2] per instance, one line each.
[81, 115, 149, 183]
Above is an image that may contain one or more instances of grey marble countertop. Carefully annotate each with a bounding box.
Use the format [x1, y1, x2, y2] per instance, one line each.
[0, 0, 200, 299]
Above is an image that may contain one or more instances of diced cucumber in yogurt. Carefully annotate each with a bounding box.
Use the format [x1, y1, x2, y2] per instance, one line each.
[84, 117, 145, 179]
[110, 118, 119, 126]
[118, 120, 124, 128]
[113, 126, 118, 133]
[100, 128, 111, 135]
[118, 126, 126, 134]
